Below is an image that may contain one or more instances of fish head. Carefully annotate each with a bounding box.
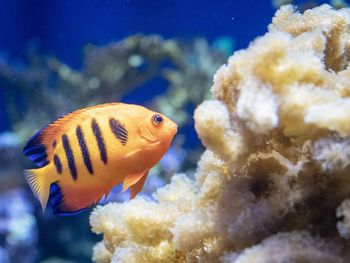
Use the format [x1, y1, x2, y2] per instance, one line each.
[139, 111, 177, 147]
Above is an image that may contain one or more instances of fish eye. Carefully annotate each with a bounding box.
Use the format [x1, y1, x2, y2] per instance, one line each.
[152, 114, 163, 125]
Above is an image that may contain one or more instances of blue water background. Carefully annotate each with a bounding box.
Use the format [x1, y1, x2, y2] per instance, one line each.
[0, 0, 333, 132]
[0, 1, 335, 262]
[0, 0, 277, 132]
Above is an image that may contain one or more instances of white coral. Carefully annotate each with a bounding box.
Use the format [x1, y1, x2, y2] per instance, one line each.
[222, 232, 343, 263]
[92, 242, 112, 263]
[194, 100, 245, 164]
[236, 78, 279, 134]
[313, 137, 350, 172]
[305, 98, 350, 136]
[91, 4, 350, 263]
[337, 199, 350, 239]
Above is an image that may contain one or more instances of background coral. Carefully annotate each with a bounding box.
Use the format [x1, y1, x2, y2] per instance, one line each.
[91, 4, 350, 262]
[0, 189, 38, 263]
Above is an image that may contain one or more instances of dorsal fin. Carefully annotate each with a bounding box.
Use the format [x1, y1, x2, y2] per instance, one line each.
[23, 130, 49, 167]
[23, 102, 120, 166]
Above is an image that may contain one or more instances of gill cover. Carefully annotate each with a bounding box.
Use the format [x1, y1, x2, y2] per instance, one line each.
[138, 122, 158, 143]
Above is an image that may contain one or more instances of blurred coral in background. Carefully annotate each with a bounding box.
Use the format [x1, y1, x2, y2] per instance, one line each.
[0, 189, 37, 263]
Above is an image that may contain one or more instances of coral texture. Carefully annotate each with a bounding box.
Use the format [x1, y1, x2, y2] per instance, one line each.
[90, 5, 350, 262]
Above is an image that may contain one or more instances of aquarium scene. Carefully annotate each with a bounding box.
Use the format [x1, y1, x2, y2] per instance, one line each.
[2, 0, 350, 262]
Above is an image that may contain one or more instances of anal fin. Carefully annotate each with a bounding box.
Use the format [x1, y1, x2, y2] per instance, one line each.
[23, 136, 49, 167]
[55, 207, 89, 216]
[48, 182, 89, 216]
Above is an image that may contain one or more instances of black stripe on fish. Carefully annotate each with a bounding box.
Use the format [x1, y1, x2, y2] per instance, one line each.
[50, 182, 60, 197]
[76, 126, 94, 175]
[49, 182, 63, 211]
[53, 154, 63, 174]
[23, 145, 46, 156]
[109, 118, 128, 145]
[49, 182, 88, 216]
[91, 119, 107, 164]
[23, 135, 49, 167]
[32, 154, 48, 164]
[62, 134, 78, 180]
[52, 140, 57, 148]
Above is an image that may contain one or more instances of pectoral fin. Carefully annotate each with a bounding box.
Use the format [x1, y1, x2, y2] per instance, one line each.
[122, 170, 148, 193]
[130, 171, 148, 199]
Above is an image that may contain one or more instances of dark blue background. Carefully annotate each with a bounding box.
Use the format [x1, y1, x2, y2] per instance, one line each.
[0, 0, 332, 132]
[0, 0, 275, 67]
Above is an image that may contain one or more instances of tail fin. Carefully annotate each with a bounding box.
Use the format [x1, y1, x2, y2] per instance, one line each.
[24, 168, 50, 212]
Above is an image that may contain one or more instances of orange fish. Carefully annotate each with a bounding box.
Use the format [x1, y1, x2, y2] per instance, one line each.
[23, 103, 177, 215]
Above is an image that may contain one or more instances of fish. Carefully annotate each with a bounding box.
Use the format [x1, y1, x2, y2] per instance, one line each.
[22, 102, 177, 215]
